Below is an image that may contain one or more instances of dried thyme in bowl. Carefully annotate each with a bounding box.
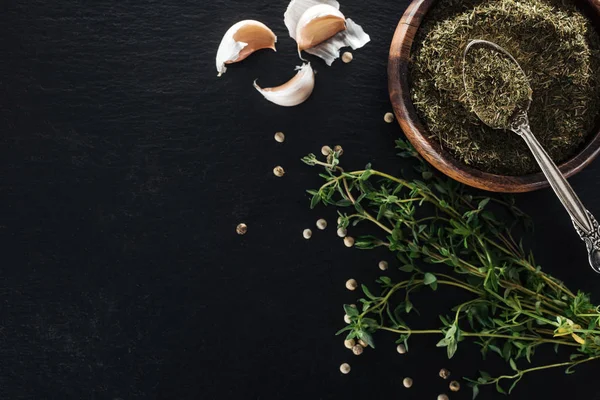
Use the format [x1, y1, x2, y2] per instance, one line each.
[410, 0, 600, 175]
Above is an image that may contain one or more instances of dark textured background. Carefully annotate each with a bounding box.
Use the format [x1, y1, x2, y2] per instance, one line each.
[2, 0, 600, 399]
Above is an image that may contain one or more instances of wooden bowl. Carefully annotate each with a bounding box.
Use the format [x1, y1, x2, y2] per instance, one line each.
[388, 0, 600, 193]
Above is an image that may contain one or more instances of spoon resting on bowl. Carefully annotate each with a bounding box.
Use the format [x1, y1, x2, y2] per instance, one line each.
[462, 39, 600, 273]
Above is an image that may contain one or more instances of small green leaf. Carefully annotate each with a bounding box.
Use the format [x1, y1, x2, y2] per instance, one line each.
[335, 326, 352, 335]
[358, 330, 375, 348]
[344, 305, 359, 317]
[405, 299, 413, 314]
[310, 193, 321, 209]
[488, 344, 503, 358]
[478, 198, 490, 210]
[362, 284, 377, 300]
[379, 276, 392, 285]
[399, 264, 414, 273]
[479, 371, 491, 381]
[496, 381, 506, 395]
[472, 385, 480, 400]
[509, 358, 517, 371]
[360, 170, 374, 181]
[423, 273, 437, 286]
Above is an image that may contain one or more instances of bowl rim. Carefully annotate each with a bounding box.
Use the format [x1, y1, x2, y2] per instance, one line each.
[388, 0, 600, 193]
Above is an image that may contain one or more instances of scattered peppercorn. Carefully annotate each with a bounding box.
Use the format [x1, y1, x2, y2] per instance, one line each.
[340, 363, 351, 374]
[403, 377, 413, 388]
[349, 304, 357, 308]
[358, 339, 368, 348]
[344, 236, 355, 247]
[303, 229, 312, 239]
[342, 51, 353, 63]
[449, 381, 460, 392]
[396, 344, 407, 354]
[236, 223, 247, 235]
[334, 145, 344, 156]
[337, 227, 347, 238]
[344, 314, 351, 324]
[378, 260, 388, 271]
[344, 339, 355, 349]
[384, 112, 395, 123]
[345, 279, 358, 291]
[316, 218, 328, 230]
[439, 368, 451, 379]
[437, 395, 449, 400]
[274, 131, 285, 143]
[321, 145, 333, 156]
[352, 344, 363, 355]
[273, 166, 285, 177]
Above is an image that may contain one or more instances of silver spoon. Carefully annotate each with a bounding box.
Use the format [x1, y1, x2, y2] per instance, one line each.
[462, 39, 600, 273]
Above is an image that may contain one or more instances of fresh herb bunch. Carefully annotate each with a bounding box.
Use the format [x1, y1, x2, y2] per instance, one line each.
[302, 140, 600, 397]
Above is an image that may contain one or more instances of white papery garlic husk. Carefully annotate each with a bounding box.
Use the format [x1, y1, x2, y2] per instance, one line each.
[216, 20, 277, 77]
[253, 63, 315, 107]
[284, 0, 370, 65]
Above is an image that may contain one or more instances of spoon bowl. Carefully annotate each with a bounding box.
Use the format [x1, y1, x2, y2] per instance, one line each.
[461, 39, 600, 273]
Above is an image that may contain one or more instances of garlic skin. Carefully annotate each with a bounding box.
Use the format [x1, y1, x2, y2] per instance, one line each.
[284, 0, 370, 66]
[253, 63, 315, 107]
[216, 20, 277, 77]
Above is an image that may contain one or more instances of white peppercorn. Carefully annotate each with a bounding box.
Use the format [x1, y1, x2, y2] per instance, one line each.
[403, 377, 413, 388]
[274, 131, 285, 143]
[345, 279, 358, 291]
[449, 381, 460, 392]
[344, 236, 355, 248]
[340, 363, 351, 374]
[439, 368, 451, 379]
[303, 229, 312, 239]
[342, 52, 353, 63]
[378, 260, 389, 271]
[236, 223, 247, 235]
[316, 219, 327, 230]
[396, 344, 407, 354]
[273, 166, 285, 177]
[337, 227, 347, 238]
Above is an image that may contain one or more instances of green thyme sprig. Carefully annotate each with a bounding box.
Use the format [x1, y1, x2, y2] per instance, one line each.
[302, 140, 600, 397]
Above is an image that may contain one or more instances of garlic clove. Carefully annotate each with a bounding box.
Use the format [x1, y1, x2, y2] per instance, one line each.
[253, 63, 315, 107]
[305, 18, 369, 66]
[284, 0, 370, 66]
[284, 0, 340, 40]
[295, 5, 346, 52]
[216, 20, 277, 77]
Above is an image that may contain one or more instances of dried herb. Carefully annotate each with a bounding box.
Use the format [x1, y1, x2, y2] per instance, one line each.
[463, 47, 532, 130]
[303, 140, 600, 397]
[410, 0, 600, 175]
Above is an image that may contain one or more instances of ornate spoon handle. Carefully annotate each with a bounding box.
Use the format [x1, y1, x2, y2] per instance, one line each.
[511, 112, 600, 273]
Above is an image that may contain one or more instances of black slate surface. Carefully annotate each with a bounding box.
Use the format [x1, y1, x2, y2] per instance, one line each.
[2, 0, 600, 399]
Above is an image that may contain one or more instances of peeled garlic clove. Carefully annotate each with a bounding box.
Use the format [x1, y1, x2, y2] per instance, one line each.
[284, 0, 370, 66]
[296, 4, 346, 52]
[253, 63, 315, 107]
[216, 20, 277, 77]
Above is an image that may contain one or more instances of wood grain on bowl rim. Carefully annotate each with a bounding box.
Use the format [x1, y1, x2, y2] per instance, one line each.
[388, 0, 600, 193]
